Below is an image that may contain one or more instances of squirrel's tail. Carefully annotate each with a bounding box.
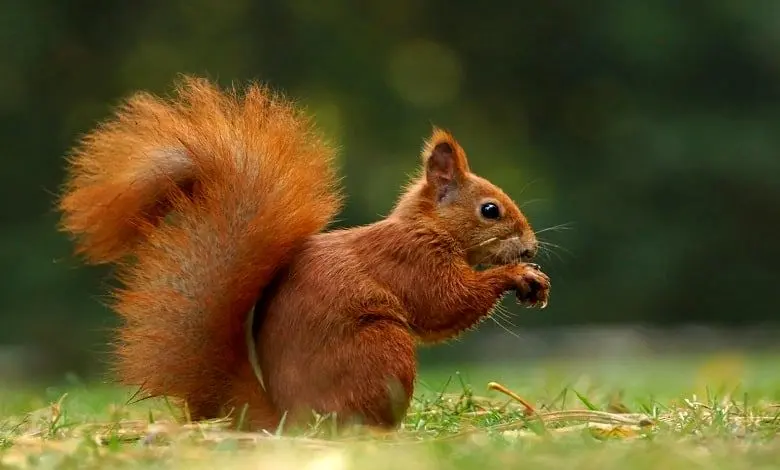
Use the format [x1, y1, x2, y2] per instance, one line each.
[58, 76, 342, 417]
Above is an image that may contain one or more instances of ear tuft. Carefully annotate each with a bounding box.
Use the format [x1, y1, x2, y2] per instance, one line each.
[422, 128, 470, 202]
[420, 127, 470, 173]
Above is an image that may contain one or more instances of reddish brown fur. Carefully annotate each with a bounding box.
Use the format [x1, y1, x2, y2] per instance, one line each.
[58, 76, 550, 432]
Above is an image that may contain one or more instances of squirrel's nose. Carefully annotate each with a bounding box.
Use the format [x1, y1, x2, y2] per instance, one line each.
[520, 243, 537, 261]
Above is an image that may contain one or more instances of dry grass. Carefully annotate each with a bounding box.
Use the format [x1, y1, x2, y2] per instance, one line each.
[2, 357, 780, 469]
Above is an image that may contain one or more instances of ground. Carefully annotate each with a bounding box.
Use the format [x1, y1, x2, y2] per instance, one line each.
[1, 353, 779, 469]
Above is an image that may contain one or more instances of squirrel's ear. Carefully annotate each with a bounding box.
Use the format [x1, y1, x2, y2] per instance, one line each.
[422, 128, 470, 202]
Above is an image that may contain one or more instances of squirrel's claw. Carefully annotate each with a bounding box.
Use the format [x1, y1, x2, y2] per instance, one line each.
[513, 264, 550, 309]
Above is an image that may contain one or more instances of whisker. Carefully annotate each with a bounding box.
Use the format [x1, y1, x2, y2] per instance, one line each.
[494, 305, 520, 328]
[534, 222, 574, 235]
[491, 311, 521, 339]
[490, 317, 518, 339]
[538, 243, 563, 263]
[538, 242, 566, 263]
[538, 239, 573, 257]
[516, 179, 540, 198]
[520, 198, 547, 209]
[468, 236, 499, 251]
[537, 240, 569, 250]
[536, 245, 553, 262]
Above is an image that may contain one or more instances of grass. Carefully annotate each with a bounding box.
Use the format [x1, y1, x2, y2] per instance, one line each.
[1, 353, 779, 469]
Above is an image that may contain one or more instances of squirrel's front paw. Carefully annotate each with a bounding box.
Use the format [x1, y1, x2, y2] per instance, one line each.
[512, 263, 550, 309]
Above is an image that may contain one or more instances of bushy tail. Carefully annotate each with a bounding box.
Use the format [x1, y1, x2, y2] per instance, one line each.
[58, 76, 342, 416]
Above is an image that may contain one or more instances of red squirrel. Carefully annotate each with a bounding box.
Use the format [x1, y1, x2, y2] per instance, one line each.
[58, 76, 551, 431]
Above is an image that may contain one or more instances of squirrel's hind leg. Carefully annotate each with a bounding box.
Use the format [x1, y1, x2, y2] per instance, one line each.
[276, 318, 417, 431]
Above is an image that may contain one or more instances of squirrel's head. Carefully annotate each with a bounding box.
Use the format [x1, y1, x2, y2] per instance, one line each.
[397, 128, 538, 267]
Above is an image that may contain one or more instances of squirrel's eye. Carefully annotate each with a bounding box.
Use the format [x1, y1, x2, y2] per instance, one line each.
[480, 202, 501, 220]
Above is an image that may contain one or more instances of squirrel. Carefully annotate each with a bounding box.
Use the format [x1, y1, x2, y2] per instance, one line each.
[58, 76, 551, 432]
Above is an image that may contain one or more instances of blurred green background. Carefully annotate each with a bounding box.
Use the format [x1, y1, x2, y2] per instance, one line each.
[1, 1, 778, 383]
